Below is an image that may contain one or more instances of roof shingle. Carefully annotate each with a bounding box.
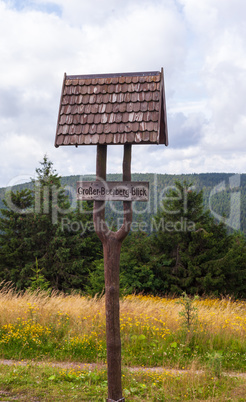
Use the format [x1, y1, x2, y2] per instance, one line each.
[55, 69, 168, 147]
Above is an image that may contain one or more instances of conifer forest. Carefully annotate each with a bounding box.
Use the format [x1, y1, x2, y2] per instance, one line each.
[0, 156, 245, 298]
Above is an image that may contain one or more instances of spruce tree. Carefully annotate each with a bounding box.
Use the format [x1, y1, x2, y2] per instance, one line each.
[28, 156, 101, 291]
[151, 180, 233, 295]
[216, 233, 246, 298]
[28, 155, 70, 288]
[0, 189, 33, 287]
[0, 156, 102, 291]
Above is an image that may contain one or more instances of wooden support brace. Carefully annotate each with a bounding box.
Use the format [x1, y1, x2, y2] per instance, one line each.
[93, 144, 132, 402]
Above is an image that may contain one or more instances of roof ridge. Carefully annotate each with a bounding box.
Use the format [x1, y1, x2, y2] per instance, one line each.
[66, 71, 160, 80]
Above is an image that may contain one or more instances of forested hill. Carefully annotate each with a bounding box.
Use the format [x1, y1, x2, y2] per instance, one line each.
[1, 172, 245, 234]
[60, 172, 246, 234]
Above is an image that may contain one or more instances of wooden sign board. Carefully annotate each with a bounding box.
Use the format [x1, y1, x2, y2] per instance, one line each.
[77, 181, 149, 201]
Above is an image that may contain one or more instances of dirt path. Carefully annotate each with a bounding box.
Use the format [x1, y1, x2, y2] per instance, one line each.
[0, 359, 246, 379]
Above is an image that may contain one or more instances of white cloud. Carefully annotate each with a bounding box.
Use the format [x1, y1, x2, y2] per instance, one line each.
[0, 0, 245, 188]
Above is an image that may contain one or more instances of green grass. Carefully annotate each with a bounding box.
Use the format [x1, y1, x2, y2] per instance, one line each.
[0, 362, 245, 401]
[120, 319, 246, 372]
[0, 289, 246, 400]
[0, 292, 246, 371]
[0, 317, 107, 363]
[1, 316, 246, 373]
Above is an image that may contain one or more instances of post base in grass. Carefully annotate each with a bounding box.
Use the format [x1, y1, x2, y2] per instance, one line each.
[107, 398, 125, 402]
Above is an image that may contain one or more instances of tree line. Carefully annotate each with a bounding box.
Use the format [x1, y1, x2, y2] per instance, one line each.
[0, 156, 245, 297]
[59, 172, 246, 235]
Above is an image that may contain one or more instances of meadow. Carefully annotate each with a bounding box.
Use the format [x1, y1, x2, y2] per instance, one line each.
[0, 285, 245, 401]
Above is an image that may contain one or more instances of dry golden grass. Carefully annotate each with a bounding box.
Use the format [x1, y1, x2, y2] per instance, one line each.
[124, 294, 246, 336]
[197, 297, 246, 337]
[0, 284, 245, 340]
[0, 285, 245, 401]
[0, 284, 105, 335]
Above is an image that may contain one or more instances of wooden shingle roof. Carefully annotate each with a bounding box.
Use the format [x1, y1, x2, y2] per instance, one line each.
[55, 69, 168, 147]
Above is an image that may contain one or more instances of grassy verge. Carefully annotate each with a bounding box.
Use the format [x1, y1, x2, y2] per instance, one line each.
[0, 362, 245, 401]
[0, 287, 246, 373]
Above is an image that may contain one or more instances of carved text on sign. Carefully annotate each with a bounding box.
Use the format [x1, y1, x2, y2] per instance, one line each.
[77, 181, 149, 201]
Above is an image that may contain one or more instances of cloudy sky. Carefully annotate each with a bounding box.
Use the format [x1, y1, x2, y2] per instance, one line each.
[0, 0, 245, 188]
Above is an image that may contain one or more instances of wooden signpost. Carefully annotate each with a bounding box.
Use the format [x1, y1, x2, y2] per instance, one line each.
[94, 143, 132, 402]
[55, 70, 168, 402]
[77, 181, 149, 201]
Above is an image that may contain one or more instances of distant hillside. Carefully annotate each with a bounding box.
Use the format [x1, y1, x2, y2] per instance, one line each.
[1, 173, 245, 234]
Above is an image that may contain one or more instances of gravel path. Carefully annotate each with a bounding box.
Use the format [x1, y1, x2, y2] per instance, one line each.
[0, 359, 246, 378]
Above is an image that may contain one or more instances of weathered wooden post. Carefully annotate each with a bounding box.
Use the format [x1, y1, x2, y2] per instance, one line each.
[55, 69, 168, 401]
[93, 143, 132, 400]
